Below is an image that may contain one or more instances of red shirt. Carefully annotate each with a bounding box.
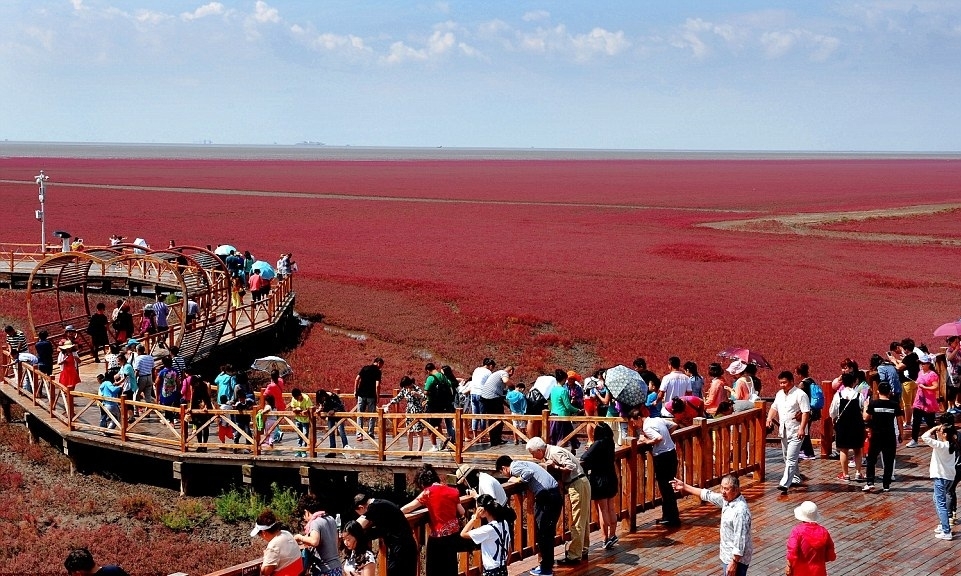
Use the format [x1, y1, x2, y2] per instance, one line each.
[265, 381, 286, 411]
[416, 483, 461, 537]
[786, 522, 836, 576]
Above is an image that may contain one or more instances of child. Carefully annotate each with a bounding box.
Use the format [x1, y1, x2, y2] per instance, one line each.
[217, 394, 233, 445]
[921, 412, 958, 540]
[98, 374, 123, 430]
[258, 395, 277, 448]
[506, 382, 528, 445]
[387, 376, 427, 454]
[290, 388, 313, 457]
[646, 390, 662, 419]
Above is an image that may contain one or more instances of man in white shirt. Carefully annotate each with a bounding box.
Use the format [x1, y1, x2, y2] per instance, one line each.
[657, 356, 693, 417]
[468, 358, 496, 440]
[766, 371, 811, 494]
[478, 366, 513, 446]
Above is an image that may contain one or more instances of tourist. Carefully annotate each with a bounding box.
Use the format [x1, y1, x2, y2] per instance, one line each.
[549, 374, 582, 451]
[684, 360, 704, 398]
[785, 501, 836, 575]
[401, 464, 465, 576]
[290, 388, 313, 457]
[423, 363, 455, 451]
[264, 369, 287, 444]
[231, 275, 245, 308]
[704, 363, 726, 416]
[137, 306, 157, 337]
[580, 421, 618, 549]
[34, 329, 54, 377]
[460, 494, 515, 576]
[155, 356, 181, 421]
[478, 365, 513, 446]
[354, 493, 418, 576]
[632, 406, 681, 527]
[86, 303, 110, 363]
[468, 358, 495, 440]
[656, 356, 693, 416]
[315, 389, 351, 455]
[250, 509, 303, 576]
[276, 252, 291, 279]
[670, 474, 752, 576]
[243, 250, 255, 285]
[890, 338, 921, 431]
[134, 344, 156, 405]
[63, 547, 131, 576]
[922, 413, 958, 540]
[354, 357, 383, 440]
[453, 463, 508, 505]
[796, 363, 821, 460]
[293, 495, 342, 576]
[633, 357, 661, 392]
[527, 374, 556, 440]
[98, 374, 123, 429]
[341, 520, 376, 576]
[4, 325, 27, 383]
[153, 293, 170, 335]
[667, 395, 706, 428]
[506, 382, 527, 445]
[907, 354, 939, 448]
[248, 269, 264, 301]
[947, 336, 961, 410]
[728, 360, 754, 401]
[185, 298, 200, 328]
[259, 395, 279, 448]
[496, 454, 562, 576]
[766, 370, 811, 494]
[527, 436, 590, 564]
[112, 303, 134, 343]
[386, 376, 427, 453]
[58, 340, 81, 390]
[829, 371, 865, 481]
[215, 364, 236, 408]
[232, 372, 255, 447]
[863, 381, 903, 492]
[185, 369, 213, 451]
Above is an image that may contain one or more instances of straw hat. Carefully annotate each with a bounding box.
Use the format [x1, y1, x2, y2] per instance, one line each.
[454, 463, 476, 484]
[794, 500, 822, 523]
[59, 340, 76, 352]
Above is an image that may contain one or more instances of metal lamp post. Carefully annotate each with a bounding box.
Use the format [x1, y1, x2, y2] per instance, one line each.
[35, 170, 49, 253]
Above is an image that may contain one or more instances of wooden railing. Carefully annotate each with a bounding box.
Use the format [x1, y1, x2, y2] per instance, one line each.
[200, 406, 765, 576]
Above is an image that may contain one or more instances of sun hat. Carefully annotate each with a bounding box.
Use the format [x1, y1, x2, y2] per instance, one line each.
[454, 463, 476, 484]
[249, 520, 280, 537]
[920, 354, 936, 365]
[64, 325, 76, 332]
[59, 341, 76, 351]
[726, 359, 747, 375]
[794, 500, 822, 523]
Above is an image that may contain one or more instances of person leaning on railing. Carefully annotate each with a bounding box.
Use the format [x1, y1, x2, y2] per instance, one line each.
[496, 454, 562, 576]
[460, 494, 516, 576]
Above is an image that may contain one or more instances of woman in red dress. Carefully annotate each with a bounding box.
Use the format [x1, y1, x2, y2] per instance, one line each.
[58, 340, 82, 389]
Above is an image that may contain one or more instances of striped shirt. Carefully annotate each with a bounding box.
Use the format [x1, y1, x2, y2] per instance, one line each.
[509, 460, 558, 495]
[476, 369, 508, 399]
[135, 354, 156, 377]
[6, 330, 27, 354]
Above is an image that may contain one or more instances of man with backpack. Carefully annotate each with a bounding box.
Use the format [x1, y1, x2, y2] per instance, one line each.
[424, 363, 455, 451]
[797, 363, 823, 461]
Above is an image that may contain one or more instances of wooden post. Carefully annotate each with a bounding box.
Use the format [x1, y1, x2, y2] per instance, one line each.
[66, 388, 75, 431]
[180, 404, 187, 453]
[753, 402, 766, 480]
[308, 411, 316, 459]
[453, 408, 463, 463]
[541, 409, 550, 440]
[626, 438, 638, 533]
[695, 417, 712, 486]
[119, 396, 128, 442]
[377, 407, 386, 461]
[820, 381, 835, 458]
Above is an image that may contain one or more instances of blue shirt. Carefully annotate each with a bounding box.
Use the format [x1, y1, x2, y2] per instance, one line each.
[135, 354, 155, 377]
[509, 460, 558, 495]
[506, 390, 527, 415]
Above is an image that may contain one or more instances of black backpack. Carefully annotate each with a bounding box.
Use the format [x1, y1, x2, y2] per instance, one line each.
[427, 373, 454, 410]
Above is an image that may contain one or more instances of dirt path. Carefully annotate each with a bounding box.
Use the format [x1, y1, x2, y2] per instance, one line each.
[700, 202, 961, 245]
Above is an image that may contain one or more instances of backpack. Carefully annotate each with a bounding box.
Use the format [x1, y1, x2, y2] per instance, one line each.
[427, 373, 454, 409]
[525, 388, 546, 415]
[807, 379, 825, 409]
[161, 369, 178, 398]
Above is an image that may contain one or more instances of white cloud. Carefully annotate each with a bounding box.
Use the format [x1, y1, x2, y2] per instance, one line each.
[381, 25, 480, 64]
[134, 10, 171, 26]
[570, 27, 630, 61]
[522, 10, 550, 23]
[760, 30, 796, 59]
[290, 24, 371, 56]
[670, 15, 840, 61]
[253, 1, 280, 24]
[69, 0, 85, 10]
[181, 3, 226, 22]
[24, 26, 55, 52]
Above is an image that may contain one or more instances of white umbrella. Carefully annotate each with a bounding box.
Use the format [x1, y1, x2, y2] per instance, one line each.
[215, 244, 237, 256]
[251, 356, 292, 377]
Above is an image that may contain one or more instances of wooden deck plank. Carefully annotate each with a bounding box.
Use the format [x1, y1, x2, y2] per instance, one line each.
[506, 447, 961, 575]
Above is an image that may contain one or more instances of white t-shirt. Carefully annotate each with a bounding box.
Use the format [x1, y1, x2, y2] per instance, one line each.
[469, 520, 511, 569]
[659, 371, 692, 417]
[773, 386, 811, 436]
[476, 472, 508, 506]
[641, 417, 676, 456]
[470, 366, 492, 395]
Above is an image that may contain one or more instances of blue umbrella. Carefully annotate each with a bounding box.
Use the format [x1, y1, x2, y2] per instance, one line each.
[252, 260, 275, 280]
[214, 244, 237, 256]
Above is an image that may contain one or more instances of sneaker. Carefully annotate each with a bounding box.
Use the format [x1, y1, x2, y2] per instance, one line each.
[427, 445, 440, 452]
[848, 461, 856, 468]
[343, 444, 353, 451]
[854, 472, 864, 481]
[937, 531, 954, 540]
[529, 568, 552, 576]
[906, 440, 919, 448]
[882, 487, 891, 492]
[792, 475, 802, 486]
[356, 433, 363, 440]
[862, 484, 874, 492]
[799, 454, 816, 460]
[935, 526, 945, 535]
[836, 473, 849, 481]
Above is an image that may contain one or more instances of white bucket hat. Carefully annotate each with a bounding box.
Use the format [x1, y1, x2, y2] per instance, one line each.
[794, 500, 822, 523]
[726, 359, 747, 375]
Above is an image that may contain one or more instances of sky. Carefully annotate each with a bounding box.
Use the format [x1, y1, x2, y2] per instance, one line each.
[1, 1, 960, 151]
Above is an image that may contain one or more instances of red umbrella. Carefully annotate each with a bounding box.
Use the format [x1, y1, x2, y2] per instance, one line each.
[718, 346, 773, 369]
[934, 322, 961, 337]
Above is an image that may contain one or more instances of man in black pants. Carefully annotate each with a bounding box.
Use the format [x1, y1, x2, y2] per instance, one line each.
[355, 493, 417, 576]
[632, 407, 680, 527]
[498, 455, 562, 576]
[478, 366, 513, 446]
[863, 381, 903, 492]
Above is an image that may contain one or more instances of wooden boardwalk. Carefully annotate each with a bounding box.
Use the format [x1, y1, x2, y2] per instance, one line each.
[507, 446, 961, 576]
